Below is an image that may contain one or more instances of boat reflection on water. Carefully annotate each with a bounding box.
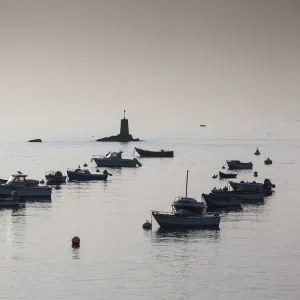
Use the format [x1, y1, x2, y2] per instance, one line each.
[152, 226, 220, 242]
[206, 206, 243, 213]
[72, 247, 80, 260]
[23, 198, 52, 204]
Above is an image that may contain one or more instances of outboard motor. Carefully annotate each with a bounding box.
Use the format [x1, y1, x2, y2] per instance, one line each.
[263, 179, 274, 189]
[103, 170, 112, 176]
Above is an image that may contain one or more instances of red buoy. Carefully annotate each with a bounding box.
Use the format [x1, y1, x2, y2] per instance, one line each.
[72, 236, 80, 247]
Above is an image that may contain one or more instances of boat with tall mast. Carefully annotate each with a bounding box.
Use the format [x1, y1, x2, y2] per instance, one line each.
[151, 171, 221, 229]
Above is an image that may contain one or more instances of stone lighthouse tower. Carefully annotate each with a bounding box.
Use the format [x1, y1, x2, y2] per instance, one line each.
[120, 110, 129, 137]
[96, 110, 140, 142]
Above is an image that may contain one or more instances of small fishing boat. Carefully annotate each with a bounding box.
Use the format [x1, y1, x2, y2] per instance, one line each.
[151, 211, 221, 229]
[202, 193, 243, 209]
[254, 148, 260, 155]
[226, 160, 253, 170]
[67, 169, 111, 181]
[229, 179, 275, 196]
[45, 171, 67, 184]
[229, 180, 263, 191]
[211, 187, 264, 202]
[134, 147, 174, 158]
[200, 124, 206, 127]
[151, 171, 221, 229]
[264, 157, 273, 165]
[91, 151, 142, 168]
[219, 171, 237, 179]
[0, 174, 52, 200]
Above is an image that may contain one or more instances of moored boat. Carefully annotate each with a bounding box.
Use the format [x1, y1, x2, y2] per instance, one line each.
[151, 170, 221, 229]
[219, 171, 237, 179]
[67, 168, 111, 181]
[134, 147, 174, 158]
[264, 157, 273, 165]
[202, 193, 243, 209]
[211, 187, 264, 202]
[45, 171, 66, 184]
[229, 180, 263, 191]
[229, 179, 275, 196]
[151, 211, 221, 229]
[91, 151, 142, 168]
[227, 160, 253, 170]
[0, 174, 52, 200]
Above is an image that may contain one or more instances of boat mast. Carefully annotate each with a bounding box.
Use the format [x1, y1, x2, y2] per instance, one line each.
[185, 170, 189, 198]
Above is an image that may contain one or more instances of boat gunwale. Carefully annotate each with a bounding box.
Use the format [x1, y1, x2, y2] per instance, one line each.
[151, 210, 219, 218]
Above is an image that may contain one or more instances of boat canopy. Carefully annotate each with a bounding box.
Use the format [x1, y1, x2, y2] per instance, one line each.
[73, 169, 91, 174]
[174, 196, 199, 204]
[6, 174, 28, 184]
[106, 151, 122, 158]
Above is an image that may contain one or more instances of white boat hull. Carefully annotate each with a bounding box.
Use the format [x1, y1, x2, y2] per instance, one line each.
[152, 212, 221, 228]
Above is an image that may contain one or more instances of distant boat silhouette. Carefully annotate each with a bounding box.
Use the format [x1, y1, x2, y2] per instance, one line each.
[254, 148, 260, 155]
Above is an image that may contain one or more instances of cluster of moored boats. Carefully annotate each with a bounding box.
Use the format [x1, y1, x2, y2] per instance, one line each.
[146, 148, 275, 230]
[0, 147, 172, 208]
[1, 145, 275, 231]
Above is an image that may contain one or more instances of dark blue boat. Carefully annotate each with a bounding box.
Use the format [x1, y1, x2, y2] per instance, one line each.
[67, 169, 111, 181]
[202, 193, 243, 209]
[0, 191, 24, 208]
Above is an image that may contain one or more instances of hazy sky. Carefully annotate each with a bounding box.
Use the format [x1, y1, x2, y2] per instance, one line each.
[0, 0, 299, 140]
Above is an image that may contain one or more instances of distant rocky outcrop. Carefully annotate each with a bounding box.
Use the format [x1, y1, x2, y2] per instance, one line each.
[97, 134, 140, 142]
[96, 111, 141, 142]
[28, 139, 42, 142]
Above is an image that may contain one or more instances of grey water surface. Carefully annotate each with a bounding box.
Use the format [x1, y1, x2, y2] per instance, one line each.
[0, 136, 299, 300]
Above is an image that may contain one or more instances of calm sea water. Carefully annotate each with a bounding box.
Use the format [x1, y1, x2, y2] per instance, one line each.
[0, 134, 300, 299]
